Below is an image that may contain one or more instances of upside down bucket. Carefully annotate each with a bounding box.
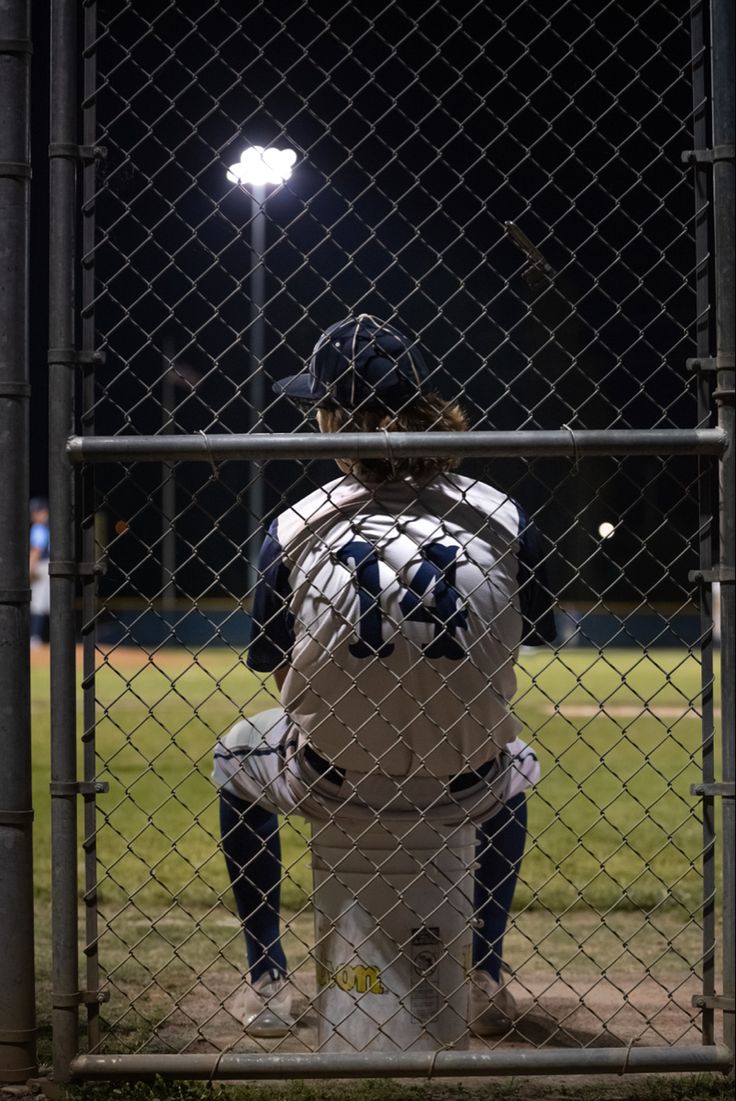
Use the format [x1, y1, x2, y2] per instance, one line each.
[311, 817, 475, 1052]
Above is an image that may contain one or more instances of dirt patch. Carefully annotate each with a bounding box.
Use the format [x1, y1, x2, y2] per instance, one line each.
[157, 968, 708, 1058]
[111, 909, 719, 1062]
[86, 898, 719, 1064]
[30, 644, 199, 672]
[95, 644, 198, 672]
[30, 643, 51, 669]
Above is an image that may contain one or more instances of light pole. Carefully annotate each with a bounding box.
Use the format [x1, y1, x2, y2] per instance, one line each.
[226, 145, 297, 593]
[161, 335, 177, 614]
[160, 338, 199, 615]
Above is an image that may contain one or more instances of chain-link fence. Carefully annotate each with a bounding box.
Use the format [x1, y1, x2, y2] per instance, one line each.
[40, 0, 734, 1085]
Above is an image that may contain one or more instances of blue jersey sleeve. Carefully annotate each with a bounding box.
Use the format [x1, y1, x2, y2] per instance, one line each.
[515, 505, 557, 645]
[246, 520, 295, 673]
[30, 523, 50, 555]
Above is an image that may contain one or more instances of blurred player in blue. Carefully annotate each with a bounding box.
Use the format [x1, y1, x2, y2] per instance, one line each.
[29, 497, 51, 647]
[213, 315, 556, 1036]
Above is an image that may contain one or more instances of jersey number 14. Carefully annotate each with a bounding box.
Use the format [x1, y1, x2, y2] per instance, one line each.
[336, 540, 468, 661]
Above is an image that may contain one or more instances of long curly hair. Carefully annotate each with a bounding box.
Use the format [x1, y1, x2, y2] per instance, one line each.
[318, 392, 468, 483]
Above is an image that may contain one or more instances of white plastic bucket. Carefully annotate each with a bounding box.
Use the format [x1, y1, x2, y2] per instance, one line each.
[311, 817, 475, 1052]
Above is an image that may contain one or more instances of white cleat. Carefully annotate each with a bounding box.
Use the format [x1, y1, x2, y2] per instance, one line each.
[468, 969, 518, 1036]
[238, 970, 295, 1038]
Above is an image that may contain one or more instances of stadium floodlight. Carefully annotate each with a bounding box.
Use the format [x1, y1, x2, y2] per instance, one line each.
[226, 145, 297, 187]
[226, 145, 298, 591]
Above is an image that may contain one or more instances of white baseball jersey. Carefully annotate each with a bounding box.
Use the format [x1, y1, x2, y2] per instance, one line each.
[247, 473, 555, 777]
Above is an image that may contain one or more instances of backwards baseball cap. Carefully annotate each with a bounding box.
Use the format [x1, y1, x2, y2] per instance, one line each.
[273, 314, 430, 411]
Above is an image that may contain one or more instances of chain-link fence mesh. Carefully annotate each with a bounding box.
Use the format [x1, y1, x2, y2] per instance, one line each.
[63, 0, 726, 1069]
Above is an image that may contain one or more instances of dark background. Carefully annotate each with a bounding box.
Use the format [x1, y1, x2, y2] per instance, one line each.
[30, 0, 708, 624]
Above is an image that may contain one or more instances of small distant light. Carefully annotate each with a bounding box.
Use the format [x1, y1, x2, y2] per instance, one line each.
[226, 146, 297, 187]
[114, 519, 129, 535]
[598, 521, 615, 540]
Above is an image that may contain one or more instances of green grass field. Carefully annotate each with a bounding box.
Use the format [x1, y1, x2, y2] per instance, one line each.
[28, 644, 724, 1097]
[31, 645, 716, 917]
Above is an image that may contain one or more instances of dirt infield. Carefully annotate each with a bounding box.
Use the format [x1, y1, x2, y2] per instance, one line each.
[101, 908, 719, 1059]
[165, 968, 707, 1056]
[30, 644, 213, 672]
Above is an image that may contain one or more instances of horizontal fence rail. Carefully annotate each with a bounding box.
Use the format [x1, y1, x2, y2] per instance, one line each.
[67, 428, 729, 463]
[71, 1045, 734, 1081]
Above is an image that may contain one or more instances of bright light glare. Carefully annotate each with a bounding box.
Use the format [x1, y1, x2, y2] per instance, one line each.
[598, 521, 615, 540]
[226, 146, 297, 187]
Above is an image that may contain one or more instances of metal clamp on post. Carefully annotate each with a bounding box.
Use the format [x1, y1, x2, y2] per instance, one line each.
[48, 143, 107, 164]
[0, 160, 31, 179]
[48, 560, 106, 582]
[691, 782, 736, 799]
[49, 781, 110, 800]
[0, 808, 34, 826]
[692, 994, 736, 1013]
[0, 38, 33, 55]
[0, 589, 31, 604]
[0, 382, 32, 398]
[681, 145, 736, 165]
[689, 567, 736, 585]
[47, 348, 105, 368]
[686, 354, 736, 373]
[52, 990, 110, 1009]
[0, 1027, 38, 1083]
[0, 1027, 39, 1049]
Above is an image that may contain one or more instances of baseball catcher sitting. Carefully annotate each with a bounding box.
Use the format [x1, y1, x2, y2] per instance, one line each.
[213, 314, 556, 1037]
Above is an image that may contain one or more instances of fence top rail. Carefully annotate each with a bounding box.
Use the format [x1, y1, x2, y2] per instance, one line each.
[67, 428, 728, 464]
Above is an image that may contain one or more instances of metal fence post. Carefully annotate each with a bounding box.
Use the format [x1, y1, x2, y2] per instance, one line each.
[690, 0, 717, 1046]
[49, 0, 81, 1083]
[711, 0, 735, 1067]
[0, 0, 36, 1085]
[80, 0, 103, 1052]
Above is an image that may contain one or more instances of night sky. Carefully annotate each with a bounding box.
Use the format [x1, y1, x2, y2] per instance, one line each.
[30, 1, 707, 615]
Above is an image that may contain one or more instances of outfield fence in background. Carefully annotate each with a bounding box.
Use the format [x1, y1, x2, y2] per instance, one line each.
[0, 0, 733, 1088]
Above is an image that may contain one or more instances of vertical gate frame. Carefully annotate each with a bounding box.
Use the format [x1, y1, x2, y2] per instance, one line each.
[48, 0, 82, 1085]
[64, 428, 731, 1083]
[80, 0, 103, 1054]
[0, 0, 36, 1085]
[710, 0, 735, 1066]
[45, 0, 736, 1085]
[689, 0, 718, 1049]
